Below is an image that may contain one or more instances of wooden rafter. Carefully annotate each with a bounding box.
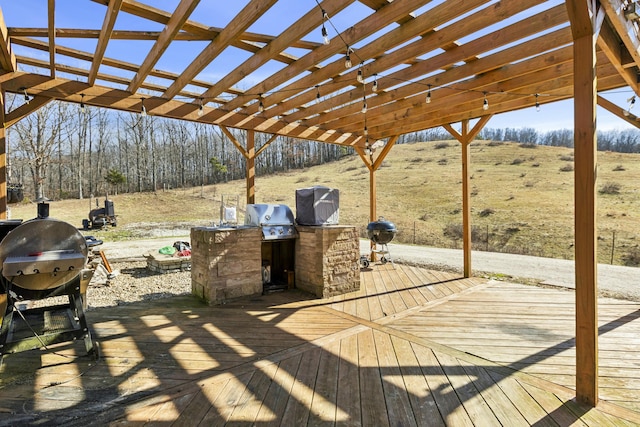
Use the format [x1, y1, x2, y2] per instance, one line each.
[127, 0, 201, 94]
[597, 94, 640, 126]
[0, 7, 16, 72]
[88, 0, 123, 86]
[90, 0, 321, 51]
[11, 37, 241, 99]
[48, 0, 55, 78]
[163, 0, 278, 100]
[0, 0, 635, 146]
[198, 0, 354, 101]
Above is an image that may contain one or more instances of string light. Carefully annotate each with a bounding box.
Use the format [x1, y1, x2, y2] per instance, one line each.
[361, 95, 367, 114]
[426, 84, 432, 104]
[345, 47, 352, 69]
[364, 125, 368, 136]
[372, 74, 378, 92]
[258, 93, 265, 113]
[357, 63, 364, 84]
[80, 94, 86, 113]
[23, 88, 30, 104]
[198, 98, 204, 117]
[315, 85, 321, 104]
[364, 139, 372, 156]
[535, 93, 540, 112]
[482, 92, 489, 111]
[141, 98, 147, 116]
[321, 9, 330, 45]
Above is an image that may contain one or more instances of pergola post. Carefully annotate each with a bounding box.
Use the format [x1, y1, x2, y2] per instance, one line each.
[369, 167, 377, 260]
[444, 117, 491, 278]
[246, 129, 255, 205]
[566, 0, 600, 407]
[0, 89, 6, 219]
[573, 27, 599, 409]
[356, 136, 399, 262]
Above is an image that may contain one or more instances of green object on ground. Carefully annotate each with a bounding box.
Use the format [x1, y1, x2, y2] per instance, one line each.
[159, 246, 176, 255]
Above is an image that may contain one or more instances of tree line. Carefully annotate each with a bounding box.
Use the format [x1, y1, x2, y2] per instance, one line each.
[6, 98, 639, 201]
[397, 126, 640, 152]
[7, 100, 350, 201]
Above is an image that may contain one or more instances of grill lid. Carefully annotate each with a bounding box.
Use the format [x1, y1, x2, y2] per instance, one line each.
[245, 204, 296, 240]
[367, 217, 397, 245]
[245, 204, 294, 226]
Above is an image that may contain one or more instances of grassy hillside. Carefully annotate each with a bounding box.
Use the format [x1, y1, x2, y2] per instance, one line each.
[9, 140, 640, 265]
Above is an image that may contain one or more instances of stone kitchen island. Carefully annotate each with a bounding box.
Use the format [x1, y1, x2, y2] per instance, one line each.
[190, 224, 360, 305]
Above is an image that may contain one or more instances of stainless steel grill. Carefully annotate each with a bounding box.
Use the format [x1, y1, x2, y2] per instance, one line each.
[245, 204, 296, 240]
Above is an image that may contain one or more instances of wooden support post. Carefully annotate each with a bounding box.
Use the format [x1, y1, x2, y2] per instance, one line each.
[0, 89, 6, 219]
[369, 167, 377, 260]
[573, 31, 599, 407]
[461, 138, 471, 277]
[246, 130, 255, 205]
[444, 118, 490, 278]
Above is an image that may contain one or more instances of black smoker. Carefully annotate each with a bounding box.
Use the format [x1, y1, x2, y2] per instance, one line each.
[0, 202, 99, 360]
[245, 204, 296, 293]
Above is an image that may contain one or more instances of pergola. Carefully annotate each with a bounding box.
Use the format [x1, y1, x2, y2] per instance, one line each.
[0, 0, 638, 407]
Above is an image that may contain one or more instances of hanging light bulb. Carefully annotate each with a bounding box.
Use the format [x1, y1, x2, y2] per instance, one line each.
[196, 98, 204, 117]
[141, 98, 147, 116]
[345, 47, 352, 69]
[80, 94, 86, 113]
[361, 99, 367, 114]
[258, 93, 265, 113]
[364, 126, 368, 136]
[315, 85, 321, 104]
[321, 25, 330, 45]
[535, 93, 540, 112]
[482, 92, 489, 111]
[372, 74, 378, 92]
[357, 63, 364, 84]
[320, 9, 330, 45]
[426, 85, 432, 104]
[23, 88, 30, 105]
[364, 139, 372, 156]
[628, 95, 636, 110]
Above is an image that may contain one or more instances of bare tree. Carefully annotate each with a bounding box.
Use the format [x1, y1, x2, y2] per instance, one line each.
[10, 102, 72, 200]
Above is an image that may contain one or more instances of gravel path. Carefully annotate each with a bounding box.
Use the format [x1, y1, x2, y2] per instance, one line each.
[74, 233, 640, 310]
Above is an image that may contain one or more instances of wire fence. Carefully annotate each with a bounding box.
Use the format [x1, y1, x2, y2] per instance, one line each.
[359, 221, 640, 267]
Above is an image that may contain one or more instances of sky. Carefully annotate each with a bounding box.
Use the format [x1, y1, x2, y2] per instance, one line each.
[0, 0, 637, 134]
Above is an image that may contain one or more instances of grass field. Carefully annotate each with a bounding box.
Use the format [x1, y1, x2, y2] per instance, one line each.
[8, 140, 640, 265]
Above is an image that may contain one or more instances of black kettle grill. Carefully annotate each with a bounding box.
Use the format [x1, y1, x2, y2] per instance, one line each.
[361, 217, 397, 268]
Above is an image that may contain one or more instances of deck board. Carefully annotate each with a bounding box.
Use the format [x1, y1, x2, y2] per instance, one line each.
[1, 263, 639, 426]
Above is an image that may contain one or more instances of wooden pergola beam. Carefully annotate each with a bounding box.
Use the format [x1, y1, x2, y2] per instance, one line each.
[11, 37, 242, 99]
[90, 0, 321, 51]
[88, 0, 123, 86]
[3, 96, 53, 128]
[127, 0, 201, 94]
[163, 0, 277, 100]
[199, 0, 352, 101]
[264, 0, 564, 128]
[0, 7, 16, 72]
[206, 0, 430, 125]
[47, 0, 55, 79]
[597, 94, 640, 126]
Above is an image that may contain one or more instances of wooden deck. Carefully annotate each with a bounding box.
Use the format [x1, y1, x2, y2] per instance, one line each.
[1, 263, 640, 426]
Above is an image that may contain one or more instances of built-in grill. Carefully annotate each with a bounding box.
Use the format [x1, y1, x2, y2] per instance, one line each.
[245, 204, 296, 240]
[244, 204, 297, 294]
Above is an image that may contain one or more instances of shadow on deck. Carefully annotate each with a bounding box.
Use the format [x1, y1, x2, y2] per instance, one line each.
[1, 263, 639, 426]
